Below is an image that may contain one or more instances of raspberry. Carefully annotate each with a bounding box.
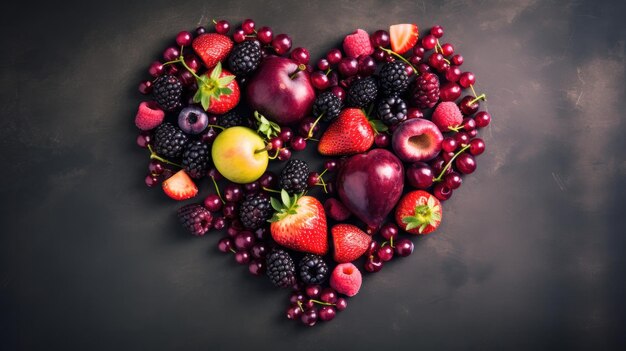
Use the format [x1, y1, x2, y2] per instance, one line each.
[410, 72, 440, 109]
[343, 29, 374, 58]
[177, 204, 212, 236]
[135, 101, 165, 131]
[330, 263, 362, 297]
[431, 101, 463, 132]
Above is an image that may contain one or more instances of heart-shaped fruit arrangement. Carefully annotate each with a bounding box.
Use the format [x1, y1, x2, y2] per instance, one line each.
[134, 19, 490, 327]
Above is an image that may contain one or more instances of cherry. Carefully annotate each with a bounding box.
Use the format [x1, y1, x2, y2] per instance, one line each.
[378, 246, 394, 262]
[430, 156, 452, 177]
[338, 57, 359, 77]
[184, 55, 201, 72]
[213, 217, 226, 230]
[248, 259, 265, 276]
[380, 222, 399, 240]
[305, 285, 321, 298]
[364, 255, 383, 272]
[251, 243, 268, 259]
[474, 111, 491, 128]
[269, 137, 283, 151]
[148, 61, 164, 77]
[164, 46, 182, 61]
[440, 82, 462, 101]
[241, 19, 255, 34]
[235, 251, 251, 265]
[336, 298, 348, 311]
[223, 202, 237, 219]
[317, 58, 330, 71]
[407, 162, 435, 189]
[311, 71, 329, 90]
[290, 136, 307, 151]
[148, 160, 164, 175]
[428, 53, 445, 70]
[272, 34, 292, 54]
[290, 47, 310, 65]
[279, 127, 293, 143]
[462, 117, 477, 131]
[372, 49, 386, 62]
[176, 31, 192, 46]
[371, 30, 390, 47]
[413, 46, 426, 58]
[319, 306, 336, 322]
[301, 308, 318, 327]
[244, 181, 260, 194]
[145, 174, 159, 187]
[259, 172, 276, 189]
[234, 231, 255, 251]
[233, 29, 246, 43]
[433, 183, 452, 201]
[204, 194, 223, 212]
[445, 66, 462, 83]
[286, 305, 303, 320]
[407, 108, 423, 119]
[442, 137, 458, 152]
[451, 54, 464, 66]
[395, 239, 414, 257]
[138, 80, 152, 95]
[422, 34, 437, 50]
[257, 26, 273, 44]
[331, 86, 346, 101]
[440, 43, 454, 57]
[444, 172, 462, 189]
[214, 20, 230, 34]
[136, 132, 151, 148]
[437, 61, 450, 73]
[327, 71, 339, 87]
[195, 26, 206, 36]
[454, 132, 470, 146]
[469, 138, 485, 156]
[374, 133, 390, 148]
[307, 172, 320, 187]
[366, 241, 381, 256]
[455, 153, 477, 174]
[320, 288, 337, 303]
[178, 71, 195, 87]
[416, 63, 431, 74]
[326, 49, 342, 65]
[430, 25, 444, 38]
[224, 184, 243, 202]
[459, 72, 476, 88]
[358, 55, 377, 76]
[468, 129, 478, 138]
[278, 148, 292, 161]
[217, 237, 233, 253]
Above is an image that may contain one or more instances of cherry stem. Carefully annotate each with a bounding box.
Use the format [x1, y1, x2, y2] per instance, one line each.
[381, 237, 395, 248]
[307, 113, 324, 139]
[147, 144, 182, 168]
[229, 248, 236, 254]
[325, 68, 332, 76]
[289, 64, 307, 79]
[210, 176, 225, 204]
[379, 46, 418, 75]
[297, 301, 305, 312]
[470, 93, 487, 105]
[433, 144, 471, 182]
[207, 124, 225, 130]
[262, 187, 281, 194]
[268, 148, 281, 160]
[308, 299, 335, 306]
[447, 125, 464, 133]
[435, 40, 451, 64]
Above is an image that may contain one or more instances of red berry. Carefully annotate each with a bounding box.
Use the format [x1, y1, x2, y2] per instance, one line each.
[241, 19, 255, 34]
[422, 35, 437, 50]
[440, 43, 454, 56]
[290, 47, 310, 65]
[430, 25, 444, 38]
[175, 31, 192, 46]
[474, 111, 491, 128]
[214, 20, 230, 34]
[257, 26, 273, 44]
[272, 34, 292, 55]
[459, 72, 476, 88]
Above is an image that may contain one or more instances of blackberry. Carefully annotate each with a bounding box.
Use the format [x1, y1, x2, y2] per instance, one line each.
[410, 72, 440, 109]
[346, 76, 378, 108]
[239, 193, 272, 230]
[298, 254, 329, 285]
[266, 248, 297, 288]
[182, 141, 210, 179]
[154, 122, 189, 159]
[312, 91, 342, 122]
[177, 204, 213, 236]
[217, 111, 244, 128]
[152, 74, 183, 111]
[279, 159, 309, 195]
[379, 61, 409, 97]
[377, 96, 408, 126]
[228, 40, 262, 76]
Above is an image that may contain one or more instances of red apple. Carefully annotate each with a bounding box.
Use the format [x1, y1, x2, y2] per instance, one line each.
[246, 56, 315, 125]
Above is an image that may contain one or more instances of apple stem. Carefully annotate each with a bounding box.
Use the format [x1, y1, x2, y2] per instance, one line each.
[289, 64, 307, 79]
[147, 144, 182, 168]
[254, 144, 272, 154]
[378, 46, 418, 76]
[433, 144, 471, 182]
[307, 113, 324, 139]
[210, 175, 226, 204]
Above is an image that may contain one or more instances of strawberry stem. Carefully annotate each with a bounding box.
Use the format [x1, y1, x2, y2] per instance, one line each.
[210, 175, 225, 204]
[147, 144, 182, 168]
[378, 46, 418, 76]
[433, 144, 471, 182]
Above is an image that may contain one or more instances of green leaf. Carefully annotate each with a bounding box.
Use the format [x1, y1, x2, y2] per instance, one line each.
[201, 95, 211, 110]
[270, 197, 282, 212]
[210, 62, 222, 80]
[369, 119, 388, 132]
[281, 189, 290, 207]
[218, 75, 235, 86]
[418, 223, 428, 233]
[288, 210, 297, 215]
[219, 87, 232, 95]
[193, 90, 202, 103]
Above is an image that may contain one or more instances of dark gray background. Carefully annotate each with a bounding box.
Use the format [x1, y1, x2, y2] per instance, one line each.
[1, 0, 625, 350]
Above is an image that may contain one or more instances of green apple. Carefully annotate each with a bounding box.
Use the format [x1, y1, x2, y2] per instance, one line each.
[212, 126, 268, 184]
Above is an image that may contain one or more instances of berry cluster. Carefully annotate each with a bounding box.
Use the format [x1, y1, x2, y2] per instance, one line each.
[133, 19, 491, 327]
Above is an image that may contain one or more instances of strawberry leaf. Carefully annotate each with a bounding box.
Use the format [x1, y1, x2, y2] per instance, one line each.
[270, 197, 282, 212]
[218, 75, 235, 86]
[369, 119, 388, 133]
[281, 189, 291, 208]
[210, 62, 222, 80]
[200, 95, 211, 110]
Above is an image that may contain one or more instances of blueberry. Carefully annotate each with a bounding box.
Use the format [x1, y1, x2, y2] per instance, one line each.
[178, 106, 208, 135]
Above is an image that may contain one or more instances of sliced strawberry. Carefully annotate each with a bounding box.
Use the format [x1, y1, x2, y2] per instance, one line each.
[162, 169, 198, 201]
[270, 190, 328, 255]
[332, 224, 372, 263]
[318, 108, 384, 156]
[390, 24, 419, 54]
[192, 33, 233, 69]
[395, 190, 442, 235]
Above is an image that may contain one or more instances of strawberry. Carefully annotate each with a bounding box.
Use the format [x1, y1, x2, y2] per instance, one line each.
[162, 169, 198, 201]
[390, 24, 419, 54]
[432, 101, 463, 132]
[332, 224, 372, 263]
[343, 29, 374, 58]
[318, 108, 386, 156]
[270, 190, 328, 255]
[395, 190, 442, 235]
[192, 33, 233, 69]
[193, 62, 240, 114]
[135, 101, 164, 131]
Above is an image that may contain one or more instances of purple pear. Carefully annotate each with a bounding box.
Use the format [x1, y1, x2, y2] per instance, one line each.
[336, 149, 404, 229]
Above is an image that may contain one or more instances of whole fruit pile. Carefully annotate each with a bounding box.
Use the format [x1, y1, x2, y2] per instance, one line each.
[134, 19, 491, 327]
